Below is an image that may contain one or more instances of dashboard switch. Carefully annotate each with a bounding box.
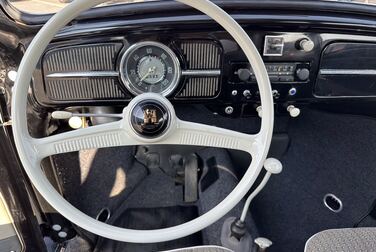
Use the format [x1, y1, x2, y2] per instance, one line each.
[243, 90, 252, 99]
[288, 88, 297, 96]
[225, 106, 234, 115]
[298, 38, 315, 52]
[287, 105, 301, 118]
[231, 90, 238, 96]
[272, 90, 280, 99]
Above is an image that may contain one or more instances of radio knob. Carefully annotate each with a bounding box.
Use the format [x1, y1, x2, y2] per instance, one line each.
[298, 38, 314, 52]
[296, 68, 310, 81]
[237, 68, 252, 82]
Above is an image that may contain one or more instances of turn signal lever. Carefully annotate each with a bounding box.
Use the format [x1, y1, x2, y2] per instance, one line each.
[51, 111, 122, 120]
[52, 111, 123, 129]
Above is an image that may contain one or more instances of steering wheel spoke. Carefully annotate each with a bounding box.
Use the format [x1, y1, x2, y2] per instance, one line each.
[164, 119, 258, 154]
[31, 120, 134, 160]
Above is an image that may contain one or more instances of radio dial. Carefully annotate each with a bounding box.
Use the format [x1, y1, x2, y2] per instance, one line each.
[237, 68, 252, 82]
[296, 68, 310, 81]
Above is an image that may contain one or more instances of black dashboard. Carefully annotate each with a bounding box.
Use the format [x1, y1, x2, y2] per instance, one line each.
[4, 0, 376, 118]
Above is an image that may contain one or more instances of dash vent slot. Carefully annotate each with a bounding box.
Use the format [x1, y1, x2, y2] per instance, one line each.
[46, 78, 127, 100]
[180, 41, 222, 69]
[177, 77, 219, 98]
[43, 43, 122, 73]
[42, 42, 129, 102]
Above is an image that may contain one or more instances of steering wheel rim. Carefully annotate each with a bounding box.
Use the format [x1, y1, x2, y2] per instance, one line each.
[11, 0, 274, 243]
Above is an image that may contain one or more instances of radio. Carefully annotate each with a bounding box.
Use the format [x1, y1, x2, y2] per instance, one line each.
[230, 62, 311, 84]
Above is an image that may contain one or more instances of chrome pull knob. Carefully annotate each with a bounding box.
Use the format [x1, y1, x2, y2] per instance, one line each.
[298, 38, 314, 52]
[287, 105, 301, 118]
[243, 90, 252, 99]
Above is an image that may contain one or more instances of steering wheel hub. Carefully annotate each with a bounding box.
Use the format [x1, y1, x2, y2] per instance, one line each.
[130, 99, 170, 138]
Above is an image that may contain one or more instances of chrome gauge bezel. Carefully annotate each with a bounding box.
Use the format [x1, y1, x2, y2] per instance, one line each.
[119, 41, 181, 97]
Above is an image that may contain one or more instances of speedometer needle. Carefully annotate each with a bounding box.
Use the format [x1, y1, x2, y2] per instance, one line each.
[140, 66, 156, 82]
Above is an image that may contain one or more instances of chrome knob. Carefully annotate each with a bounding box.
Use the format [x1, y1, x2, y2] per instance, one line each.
[225, 106, 234, 115]
[299, 38, 314, 52]
[243, 90, 252, 99]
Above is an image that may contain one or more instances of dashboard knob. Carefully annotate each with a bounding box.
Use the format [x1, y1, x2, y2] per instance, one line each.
[225, 106, 234, 115]
[256, 106, 263, 118]
[288, 87, 297, 96]
[272, 90, 280, 99]
[243, 90, 252, 99]
[298, 38, 314, 52]
[296, 68, 310, 81]
[237, 68, 252, 82]
[68, 116, 83, 129]
[287, 105, 300, 118]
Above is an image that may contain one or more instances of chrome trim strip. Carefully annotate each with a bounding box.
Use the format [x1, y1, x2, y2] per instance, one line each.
[46, 71, 119, 78]
[319, 69, 376, 75]
[181, 69, 221, 77]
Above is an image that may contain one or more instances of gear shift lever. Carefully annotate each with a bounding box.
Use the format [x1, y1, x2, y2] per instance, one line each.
[221, 158, 282, 252]
[240, 158, 283, 222]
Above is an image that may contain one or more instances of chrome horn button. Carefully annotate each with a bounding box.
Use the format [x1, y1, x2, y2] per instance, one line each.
[129, 96, 172, 138]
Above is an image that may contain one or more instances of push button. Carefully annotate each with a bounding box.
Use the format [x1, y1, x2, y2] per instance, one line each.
[269, 76, 279, 82]
[279, 76, 294, 82]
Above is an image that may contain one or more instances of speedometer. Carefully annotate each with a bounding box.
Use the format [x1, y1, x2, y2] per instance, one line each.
[120, 41, 181, 97]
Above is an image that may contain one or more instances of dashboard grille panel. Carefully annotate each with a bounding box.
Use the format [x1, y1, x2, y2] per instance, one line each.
[177, 77, 219, 98]
[177, 41, 222, 98]
[180, 41, 222, 69]
[46, 78, 127, 100]
[44, 43, 122, 72]
[42, 43, 130, 102]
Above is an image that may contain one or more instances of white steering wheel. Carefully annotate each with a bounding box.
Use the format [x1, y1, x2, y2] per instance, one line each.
[12, 0, 273, 243]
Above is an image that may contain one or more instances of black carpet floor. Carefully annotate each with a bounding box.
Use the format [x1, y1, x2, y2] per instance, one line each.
[94, 206, 203, 252]
[52, 107, 376, 252]
[252, 108, 376, 252]
[53, 146, 148, 218]
[53, 145, 254, 251]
